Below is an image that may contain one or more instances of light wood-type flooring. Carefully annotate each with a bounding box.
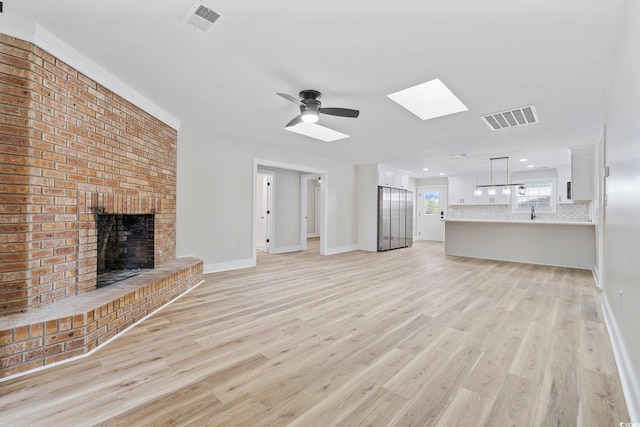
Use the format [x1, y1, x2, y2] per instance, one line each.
[0, 240, 629, 426]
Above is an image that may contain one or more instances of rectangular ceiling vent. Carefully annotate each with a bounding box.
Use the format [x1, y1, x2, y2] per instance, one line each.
[183, 2, 221, 33]
[482, 105, 539, 131]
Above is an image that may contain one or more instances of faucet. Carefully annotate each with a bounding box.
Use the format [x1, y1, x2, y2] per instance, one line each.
[531, 206, 536, 220]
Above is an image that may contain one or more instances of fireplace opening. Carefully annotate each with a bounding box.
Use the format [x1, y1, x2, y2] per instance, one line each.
[96, 214, 155, 288]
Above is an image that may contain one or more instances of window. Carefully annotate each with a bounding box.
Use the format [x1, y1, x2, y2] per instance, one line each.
[513, 179, 556, 213]
[423, 191, 440, 215]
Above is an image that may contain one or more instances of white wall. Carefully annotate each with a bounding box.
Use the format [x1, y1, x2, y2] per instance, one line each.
[601, 0, 640, 420]
[176, 127, 359, 271]
[0, 12, 35, 43]
[416, 177, 449, 187]
[357, 165, 378, 251]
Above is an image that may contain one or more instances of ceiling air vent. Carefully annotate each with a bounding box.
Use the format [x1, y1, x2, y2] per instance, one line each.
[482, 105, 539, 131]
[183, 2, 221, 33]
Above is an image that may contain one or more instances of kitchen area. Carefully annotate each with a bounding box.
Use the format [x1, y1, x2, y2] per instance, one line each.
[358, 144, 597, 271]
[443, 146, 596, 270]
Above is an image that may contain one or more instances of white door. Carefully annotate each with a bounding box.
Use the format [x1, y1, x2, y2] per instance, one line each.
[256, 172, 273, 253]
[418, 186, 446, 241]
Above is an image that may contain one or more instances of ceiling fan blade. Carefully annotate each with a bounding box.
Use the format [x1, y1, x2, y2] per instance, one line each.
[319, 107, 360, 118]
[277, 93, 304, 106]
[285, 115, 303, 128]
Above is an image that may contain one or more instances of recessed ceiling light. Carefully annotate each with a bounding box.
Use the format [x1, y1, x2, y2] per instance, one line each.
[387, 78, 468, 121]
[527, 164, 535, 168]
[452, 154, 466, 158]
[439, 172, 445, 176]
[422, 167, 429, 171]
[520, 158, 528, 162]
[284, 123, 349, 142]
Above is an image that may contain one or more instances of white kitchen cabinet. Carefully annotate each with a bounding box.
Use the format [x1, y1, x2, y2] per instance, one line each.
[475, 174, 510, 205]
[378, 169, 394, 187]
[378, 166, 410, 189]
[448, 177, 477, 205]
[557, 166, 573, 204]
[394, 172, 409, 189]
[477, 191, 510, 205]
[569, 145, 594, 202]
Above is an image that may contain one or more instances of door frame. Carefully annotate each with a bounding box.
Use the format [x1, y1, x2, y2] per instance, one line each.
[596, 125, 606, 289]
[253, 158, 328, 264]
[314, 186, 321, 237]
[417, 185, 447, 241]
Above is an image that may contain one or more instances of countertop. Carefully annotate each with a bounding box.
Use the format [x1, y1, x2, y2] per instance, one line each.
[444, 218, 595, 226]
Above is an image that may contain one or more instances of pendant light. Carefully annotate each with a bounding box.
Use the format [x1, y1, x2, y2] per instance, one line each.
[474, 157, 525, 195]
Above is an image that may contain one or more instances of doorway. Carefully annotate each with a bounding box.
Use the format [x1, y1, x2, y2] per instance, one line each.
[253, 158, 328, 266]
[301, 174, 322, 251]
[417, 185, 447, 241]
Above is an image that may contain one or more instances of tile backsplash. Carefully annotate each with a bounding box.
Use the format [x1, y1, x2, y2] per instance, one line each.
[447, 202, 591, 222]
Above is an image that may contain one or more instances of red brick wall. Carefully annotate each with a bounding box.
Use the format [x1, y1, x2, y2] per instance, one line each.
[0, 34, 178, 315]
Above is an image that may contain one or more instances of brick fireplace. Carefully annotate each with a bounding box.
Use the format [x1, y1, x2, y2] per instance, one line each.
[0, 34, 203, 377]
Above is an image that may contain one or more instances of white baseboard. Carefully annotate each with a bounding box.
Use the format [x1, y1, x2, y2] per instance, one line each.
[269, 245, 303, 254]
[203, 258, 255, 274]
[602, 298, 640, 422]
[324, 245, 358, 255]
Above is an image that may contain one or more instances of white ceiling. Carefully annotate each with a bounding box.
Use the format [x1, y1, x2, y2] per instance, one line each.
[6, 0, 627, 177]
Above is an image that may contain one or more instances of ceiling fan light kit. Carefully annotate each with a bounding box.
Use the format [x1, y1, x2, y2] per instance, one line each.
[278, 90, 360, 140]
[300, 109, 319, 123]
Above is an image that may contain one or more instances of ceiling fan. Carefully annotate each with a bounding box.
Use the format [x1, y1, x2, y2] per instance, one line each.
[277, 90, 360, 128]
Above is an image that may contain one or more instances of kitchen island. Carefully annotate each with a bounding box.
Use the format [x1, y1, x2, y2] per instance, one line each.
[444, 218, 595, 269]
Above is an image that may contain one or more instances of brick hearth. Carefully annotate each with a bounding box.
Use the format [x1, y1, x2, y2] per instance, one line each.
[0, 258, 202, 378]
[1, 34, 203, 377]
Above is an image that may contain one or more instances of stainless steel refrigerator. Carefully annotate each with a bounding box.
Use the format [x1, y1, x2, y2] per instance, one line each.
[377, 186, 413, 251]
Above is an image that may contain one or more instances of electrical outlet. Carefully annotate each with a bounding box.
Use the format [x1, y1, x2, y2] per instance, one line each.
[230, 240, 236, 249]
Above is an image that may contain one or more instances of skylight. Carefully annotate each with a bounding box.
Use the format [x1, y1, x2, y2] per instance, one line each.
[284, 123, 349, 142]
[387, 78, 468, 120]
